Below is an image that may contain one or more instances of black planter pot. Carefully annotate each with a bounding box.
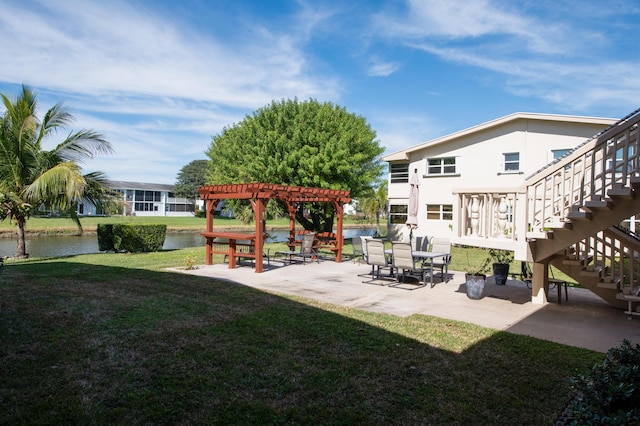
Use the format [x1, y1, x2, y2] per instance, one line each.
[492, 263, 509, 285]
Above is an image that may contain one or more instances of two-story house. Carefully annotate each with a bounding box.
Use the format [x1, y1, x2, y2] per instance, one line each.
[383, 112, 616, 243]
[384, 109, 640, 310]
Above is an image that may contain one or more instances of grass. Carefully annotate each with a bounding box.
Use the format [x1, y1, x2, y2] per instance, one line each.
[1, 247, 603, 424]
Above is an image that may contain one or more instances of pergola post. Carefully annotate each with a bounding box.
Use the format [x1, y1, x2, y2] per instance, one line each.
[204, 199, 220, 265]
[333, 200, 345, 262]
[286, 202, 297, 249]
[251, 198, 267, 273]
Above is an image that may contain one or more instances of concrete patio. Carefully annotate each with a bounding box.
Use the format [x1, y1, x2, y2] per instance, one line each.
[176, 259, 640, 353]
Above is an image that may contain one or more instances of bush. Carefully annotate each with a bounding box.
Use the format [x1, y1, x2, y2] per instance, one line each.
[565, 339, 640, 425]
[97, 224, 167, 253]
[97, 224, 115, 251]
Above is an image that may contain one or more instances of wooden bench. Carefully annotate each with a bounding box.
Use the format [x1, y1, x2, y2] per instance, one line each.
[315, 232, 339, 257]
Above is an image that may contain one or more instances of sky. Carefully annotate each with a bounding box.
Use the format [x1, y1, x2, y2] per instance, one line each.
[1, 0, 639, 185]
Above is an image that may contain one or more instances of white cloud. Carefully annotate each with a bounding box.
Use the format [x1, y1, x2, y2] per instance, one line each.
[367, 57, 401, 77]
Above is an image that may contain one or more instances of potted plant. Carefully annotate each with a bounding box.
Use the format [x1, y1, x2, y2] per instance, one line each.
[488, 249, 514, 286]
[463, 251, 491, 299]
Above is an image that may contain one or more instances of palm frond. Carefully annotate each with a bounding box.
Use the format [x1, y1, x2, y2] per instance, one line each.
[54, 130, 113, 162]
[24, 162, 86, 205]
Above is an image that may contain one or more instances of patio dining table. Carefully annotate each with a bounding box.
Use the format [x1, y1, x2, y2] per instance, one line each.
[385, 249, 449, 287]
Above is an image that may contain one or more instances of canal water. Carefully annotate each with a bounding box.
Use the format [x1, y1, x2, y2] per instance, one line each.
[0, 228, 377, 258]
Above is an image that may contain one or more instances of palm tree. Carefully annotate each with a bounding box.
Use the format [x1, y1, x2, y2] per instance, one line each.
[360, 180, 388, 236]
[0, 85, 115, 257]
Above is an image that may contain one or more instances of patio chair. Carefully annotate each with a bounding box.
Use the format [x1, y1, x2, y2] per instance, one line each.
[351, 236, 365, 263]
[275, 232, 318, 265]
[390, 242, 429, 289]
[430, 237, 452, 282]
[517, 262, 568, 303]
[360, 236, 373, 263]
[414, 235, 431, 252]
[361, 239, 393, 284]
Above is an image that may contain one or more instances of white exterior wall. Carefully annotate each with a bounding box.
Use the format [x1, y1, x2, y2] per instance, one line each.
[385, 115, 615, 242]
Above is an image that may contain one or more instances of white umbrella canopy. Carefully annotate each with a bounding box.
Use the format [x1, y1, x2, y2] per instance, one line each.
[406, 170, 419, 234]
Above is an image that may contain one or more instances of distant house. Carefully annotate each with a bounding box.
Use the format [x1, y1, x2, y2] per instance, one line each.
[382, 112, 617, 242]
[76, 181, 197, 217]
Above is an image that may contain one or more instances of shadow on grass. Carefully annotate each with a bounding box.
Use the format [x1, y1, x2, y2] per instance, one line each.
[1, 260, 602, 424]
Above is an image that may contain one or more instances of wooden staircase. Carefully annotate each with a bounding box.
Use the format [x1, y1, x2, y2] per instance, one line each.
[455, 107, 640, 307]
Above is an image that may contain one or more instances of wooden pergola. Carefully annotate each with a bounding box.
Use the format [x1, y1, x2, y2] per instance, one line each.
[199, 183, 351, 273]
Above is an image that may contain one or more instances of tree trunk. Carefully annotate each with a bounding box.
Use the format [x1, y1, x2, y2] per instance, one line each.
[15, 218, 28, 258]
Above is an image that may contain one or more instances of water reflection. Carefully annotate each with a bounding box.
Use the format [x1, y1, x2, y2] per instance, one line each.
[0, 228, 376, 258]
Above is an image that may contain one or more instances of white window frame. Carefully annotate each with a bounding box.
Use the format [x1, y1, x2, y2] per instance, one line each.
[389, 204, 408, 224]
[426, 204, 453, 220]
[390, 163, 409, 183]
[501, 152, 520, 173]
[427, 157, 456, 176]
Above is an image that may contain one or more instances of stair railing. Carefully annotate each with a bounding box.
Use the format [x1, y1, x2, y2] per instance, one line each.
[525, 109, 640, 235]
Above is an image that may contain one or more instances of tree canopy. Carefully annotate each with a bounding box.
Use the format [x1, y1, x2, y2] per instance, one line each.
[206, 98, 384, 231]
[174, 159, 208, 199]
[0, 85, 116, 257]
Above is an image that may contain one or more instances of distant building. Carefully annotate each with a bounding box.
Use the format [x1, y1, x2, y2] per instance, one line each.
[77, 181, 197, 217]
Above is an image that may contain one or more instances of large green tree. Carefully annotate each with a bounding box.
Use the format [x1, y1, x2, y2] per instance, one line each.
[174, 159, 209, 199]
[206, 98, 384, 231]
[0, 85, 115, 257]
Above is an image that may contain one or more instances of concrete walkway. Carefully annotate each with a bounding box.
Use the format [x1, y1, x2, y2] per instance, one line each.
[176, 259, 640, 353]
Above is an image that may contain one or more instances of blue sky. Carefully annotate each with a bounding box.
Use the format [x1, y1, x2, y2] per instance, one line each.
[1, 0, 639, 184]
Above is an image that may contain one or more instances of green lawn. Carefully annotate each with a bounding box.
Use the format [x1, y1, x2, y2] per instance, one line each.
[1, 248, 601, 424]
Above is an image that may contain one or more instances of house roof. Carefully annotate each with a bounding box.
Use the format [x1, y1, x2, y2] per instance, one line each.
[382, 112, 617, 162]
[107, 180, 175, 192]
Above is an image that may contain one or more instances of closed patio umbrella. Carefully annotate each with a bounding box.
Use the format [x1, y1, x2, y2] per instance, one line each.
[406, 169, 419, 241]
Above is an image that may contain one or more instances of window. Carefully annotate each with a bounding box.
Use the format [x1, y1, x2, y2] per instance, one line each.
[390, 163, 409, 183]
[427, 204, 453, 220]
[552, 149, 571, 160]
[503, 152, 520, 172]
[427, 157, 456, 175]
[389, 204, 408, 224]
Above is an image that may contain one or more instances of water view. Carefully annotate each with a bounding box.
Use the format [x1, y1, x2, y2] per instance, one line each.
[0, 228, 377, 258]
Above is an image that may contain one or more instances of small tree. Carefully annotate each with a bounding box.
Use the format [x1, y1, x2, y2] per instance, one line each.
[174, 159, 208, 199]
[206, 98, 384, 232]
[360, 180, 388, 235]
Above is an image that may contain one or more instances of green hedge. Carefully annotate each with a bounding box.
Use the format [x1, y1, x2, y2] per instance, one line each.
[97, 224, 167, 253]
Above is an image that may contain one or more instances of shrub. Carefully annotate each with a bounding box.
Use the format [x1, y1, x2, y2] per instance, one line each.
[97, 224, 167, 253]
[97, 224, 115, 251]
[565, 339, 640, 425]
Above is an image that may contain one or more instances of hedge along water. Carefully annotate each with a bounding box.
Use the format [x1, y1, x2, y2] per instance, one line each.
[0, 228, 376, 258]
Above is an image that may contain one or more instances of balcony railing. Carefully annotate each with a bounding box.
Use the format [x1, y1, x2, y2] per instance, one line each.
[455, 108, 640, 248]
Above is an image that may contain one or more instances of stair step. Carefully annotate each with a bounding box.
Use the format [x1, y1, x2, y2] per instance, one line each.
[581, 265, 603, 277]
[566, 210, 592, 220]
[597, 277, 620, 289]
[526, 231, 554, 239]
[584, 199, 613, 210]
[608, 186, 634, 199]
[563, 255, 592, 266]
[546, 221, 573, 231]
